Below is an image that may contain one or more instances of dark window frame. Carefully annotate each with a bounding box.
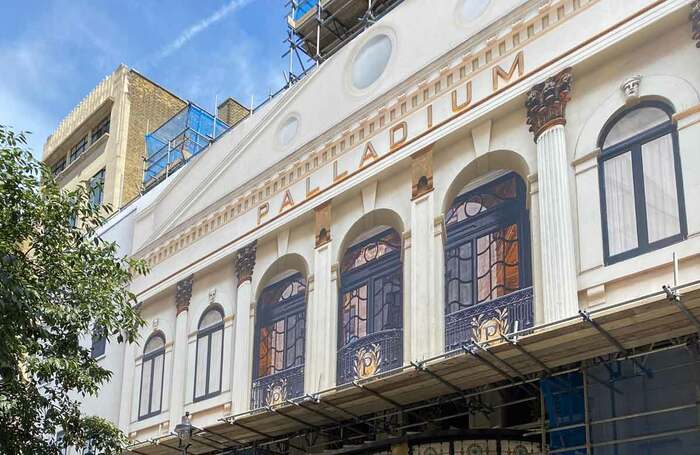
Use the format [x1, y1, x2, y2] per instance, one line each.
[597, 101, 687, 265]
[91, 116, 110, 143]
[253, 272, 307, 380]
[193, 306, 225, 402]
[337, 228, 403, 349]
[137, 332, 166, 421]
[90, 328, 106, 359]
[52, 157, 67, 175]
[69, 135, 88, 163]
[89, 169, 105, 208]
[444, 172, 532, 315]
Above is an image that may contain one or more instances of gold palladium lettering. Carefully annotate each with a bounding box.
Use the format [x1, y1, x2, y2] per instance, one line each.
[492, 50, 524, 90]
[279, 189, 296, 213]
[451, 81, 473, 112]
[389, 122, 408, 149]
[306, 176, 320, 198]
[359, 142, 379, 168]
[333, 160, 348, 182]
[426, 104, 433, 129]
[257, 202, 269, 225]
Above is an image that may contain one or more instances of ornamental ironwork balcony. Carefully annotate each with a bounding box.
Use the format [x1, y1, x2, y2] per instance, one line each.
[337, 328, 403, 386]
[445, 287, 534, 352]
[250, 364, 304, 410]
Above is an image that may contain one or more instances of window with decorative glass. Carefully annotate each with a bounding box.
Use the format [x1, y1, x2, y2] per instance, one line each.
[444, 172, 532, 351]
[252, 273, 306, 408]
[138, 333, 165, 420]
[194, 307, 224, 401]
[337, 227, 403, 385]
[598, 101, 686, 264]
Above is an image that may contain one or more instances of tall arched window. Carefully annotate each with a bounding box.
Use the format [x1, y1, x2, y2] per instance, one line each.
[138, 333, 165, 420]
[444, 172, 532, 351]
[251, 272, 306, 408]
[337, 227, 403, 385]
[194, 307, 224, 401]
[598, 101, 686, 264]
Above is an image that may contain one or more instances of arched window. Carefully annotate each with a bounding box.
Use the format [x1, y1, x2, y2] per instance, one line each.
[337, 227, 403, 385]
[251, 272, 306, 408]
[444, 172, 532, 351]
[138, 333, 165, 420]
[194, 307, 224, 401]
[598, 101, 686, 264]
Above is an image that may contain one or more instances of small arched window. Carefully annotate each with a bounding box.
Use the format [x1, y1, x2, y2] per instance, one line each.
[252, 273, 306, 408]
[337, 227, 403, 385]
[138, 333, 165, 420]
[598, 101, 686, 264]
[194, 307, 224, 401]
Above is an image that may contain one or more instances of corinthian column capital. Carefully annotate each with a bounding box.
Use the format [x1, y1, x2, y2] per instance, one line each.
[526, 68, 573, 142]
[175, 275, 194, 315]
[692, 1, 700, 48]
[235, 241, 257, 284]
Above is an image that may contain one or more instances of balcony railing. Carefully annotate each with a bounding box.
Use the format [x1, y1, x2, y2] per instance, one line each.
[445, 287, 534, 352]
[337, 329, 402, 386]
[251, 364, 304, 410]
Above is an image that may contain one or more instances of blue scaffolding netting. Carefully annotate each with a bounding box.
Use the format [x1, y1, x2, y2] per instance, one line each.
[144, 103, 228, 190]
[293, 0, 318, 19]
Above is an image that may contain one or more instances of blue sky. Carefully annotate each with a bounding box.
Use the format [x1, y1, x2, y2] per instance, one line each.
[0, 0, 297, 157]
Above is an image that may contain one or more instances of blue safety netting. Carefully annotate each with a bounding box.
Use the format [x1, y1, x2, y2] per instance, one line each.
[144, 103, 228, 190]
[541, 373, 587, 454]
[293, 0, 318, 19]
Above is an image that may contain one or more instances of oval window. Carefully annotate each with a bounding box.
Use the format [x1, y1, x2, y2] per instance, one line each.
[458, 0, 491, 22]
[352, 34, 392, 90]
[278, 115, 299, 146]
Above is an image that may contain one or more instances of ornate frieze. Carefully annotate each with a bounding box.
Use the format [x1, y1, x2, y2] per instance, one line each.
[692, 1, 700, 48]
[235, 241, 257, 284]
[175, 275, 194, 315]
[525, 68, 573, 142]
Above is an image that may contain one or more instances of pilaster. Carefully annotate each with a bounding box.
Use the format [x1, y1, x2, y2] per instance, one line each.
[526, 68, 579, 323]
[232, 241, 257, 413]
[169, 275, 193, 430]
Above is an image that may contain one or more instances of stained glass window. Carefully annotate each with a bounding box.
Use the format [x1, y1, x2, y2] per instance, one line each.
[445, 173, 529, 315]
[255, 273, 306, 378]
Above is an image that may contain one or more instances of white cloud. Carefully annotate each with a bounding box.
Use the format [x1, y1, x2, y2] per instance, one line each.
[153, 0, 256, 62]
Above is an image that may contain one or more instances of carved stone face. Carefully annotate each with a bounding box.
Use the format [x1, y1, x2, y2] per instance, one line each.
[621, 76, 641, 102]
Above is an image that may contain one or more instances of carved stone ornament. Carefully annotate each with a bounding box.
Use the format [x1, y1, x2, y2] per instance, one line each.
[525, 68, 573, 142]
[208, 288, 217, 304]
[175, 275, 194, 315]
[620, 75, 641, 104]
[235, 240, 257, 284]
[692, 1, 700, 48]
[265, 379, 288, 407]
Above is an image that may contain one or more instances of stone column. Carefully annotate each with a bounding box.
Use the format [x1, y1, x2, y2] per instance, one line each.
[408, 146, 443, 360]
[231, 241, 257, 414]
[169, 275, 193, 430]
[306, 203, 335, 392]
[525, 68, 579, 323]
[118, 339, 136, 432]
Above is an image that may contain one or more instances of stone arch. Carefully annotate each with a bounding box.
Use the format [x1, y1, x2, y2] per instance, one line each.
[254, 253, 310, 302]
[441, 149, 531, 215]
[335, 208, 406, 264]
[574, 74, 700, 160]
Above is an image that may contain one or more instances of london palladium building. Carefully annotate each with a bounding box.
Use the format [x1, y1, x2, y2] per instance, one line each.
[69, 0, 700, 453]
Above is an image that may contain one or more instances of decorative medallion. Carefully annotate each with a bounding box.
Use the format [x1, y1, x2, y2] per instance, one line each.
[467, 444, 484, 455]
[354, 343, 382, 379]
[175, 275, 194, 314]
[692, 1, 700, 48]
[472, 308, 509, 343]
[265, 379, 288, 406]
[235, 241, 257, 284]
[513, 445, 529, 455]
[525, 68, 573, 142]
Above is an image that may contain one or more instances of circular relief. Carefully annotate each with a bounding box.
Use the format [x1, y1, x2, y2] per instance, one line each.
[278, 115, 299, 147]
[351, 33, 393, 90]
[457, 0, 491, 23]
[467, 444, 484, 455]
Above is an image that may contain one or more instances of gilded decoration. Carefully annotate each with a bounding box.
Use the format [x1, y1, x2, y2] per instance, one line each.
[265, 379, 288, 406]
[472, 308, 509, 343]
[692, 1, 700, 48]
[525, 67, 573, 142]
[175, 275, 194, 314]
[354, 343, 382, 379]
[235, 241, 257, 284]
[411, 146, 434, 200]
[315, 202, 332, 248]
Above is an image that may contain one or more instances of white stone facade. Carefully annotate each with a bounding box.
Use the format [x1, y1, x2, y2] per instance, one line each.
[66, 0, 700, 452]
